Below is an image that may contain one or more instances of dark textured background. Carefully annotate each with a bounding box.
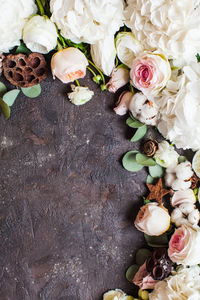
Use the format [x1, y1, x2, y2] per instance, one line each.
[0, 72, 188, 300]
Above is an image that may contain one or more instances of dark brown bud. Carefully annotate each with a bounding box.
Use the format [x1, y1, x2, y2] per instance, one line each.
[142, 139, 158, 157]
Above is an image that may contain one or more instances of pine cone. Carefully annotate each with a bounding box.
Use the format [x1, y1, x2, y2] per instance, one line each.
[142, 139, 158, 157]
[0, 53, 5, 75]
[190, 174, 199, 189]
[3, 53, 48, 87]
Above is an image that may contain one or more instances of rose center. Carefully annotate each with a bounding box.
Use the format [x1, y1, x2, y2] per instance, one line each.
[172, 234, 184, 251]
[141, 67, 149, 81]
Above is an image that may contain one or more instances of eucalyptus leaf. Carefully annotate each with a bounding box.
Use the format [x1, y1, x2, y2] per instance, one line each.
[146, 175, 154, 184]
[149, 164, 164, 178]
[15, 43, 31, 54]
[178, 156, 187, 163]
[136, 153, 156, 166]
[0, 98, 10, 119]
[131, 125, 147, 142]
[126, 264, 139, 282]
[122, 151, 143, 172]
[136, 248, 152, 266]
[144, 233, 168, 248]
[3, 89, 20, 106]
[126, 117, 143, 128]
[0, 82, 7, 97]
[21, 84, 41, 98]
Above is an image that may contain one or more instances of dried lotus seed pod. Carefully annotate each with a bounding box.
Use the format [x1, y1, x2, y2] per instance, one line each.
[3, 53, 48, 87]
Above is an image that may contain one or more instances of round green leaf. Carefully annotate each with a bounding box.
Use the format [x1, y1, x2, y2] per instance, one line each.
[178, 156, 186, 163]
[131, 125, 147, 142]
[146, 175, 154, 184]
[126, 264, 139, 282]
[148, 164, 164, 178]
[0, 98, 10, 119]
[144, 233, 168, 248]
[21, 84, 41, 98]
[126, 117, 143, 128]
[136, 248, 152, 266]
[122, 151, 143, 172]
[3, 89, 20, 106]
[0, 82, 7, 97]
[136, 153, 156, 166]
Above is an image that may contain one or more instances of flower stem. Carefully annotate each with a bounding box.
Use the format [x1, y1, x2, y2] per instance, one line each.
[36, 0, 45, 15]
[75, 79, 80, 87]
[87, 66, 96, 77]
[88, 59, 106, 85]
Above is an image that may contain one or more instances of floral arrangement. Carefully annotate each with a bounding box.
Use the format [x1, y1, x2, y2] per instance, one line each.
[1, 0, 200, 299]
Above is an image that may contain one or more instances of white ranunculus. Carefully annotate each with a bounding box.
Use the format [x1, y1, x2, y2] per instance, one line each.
[157, 62, 200, 150]
[115, 32, 143, 68]
[0, 0, 37, 53]
[149, 266, 200, 300]
[68, 85, 94, 106]
[50, 0, 124, 44]
[154, 141, 179, 169]
[125, 0, 200, 64]
[23, 15, 57, 54]
[91, 35, 116, 76]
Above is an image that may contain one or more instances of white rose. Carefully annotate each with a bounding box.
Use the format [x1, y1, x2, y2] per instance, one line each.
[23, 15, 58, 54]
[149, 266, 200, 300]
[115, 32, 143, 68]
[91, 35, 116, 76]
[129, 92, 159, 126]
[68, 85, 94, 106]
[50, 0, 124, 44]
[103, 289, 132, 300]
[154, 141, 179, 169]
[0, 0, 37, 53]
[125, 0, 200, 64]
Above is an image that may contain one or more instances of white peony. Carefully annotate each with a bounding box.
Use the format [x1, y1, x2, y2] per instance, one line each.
[91, 35, 116, 76]
[50, 0, 124, 45]
[23, 15, 58, 54]
[0, 0, 37, 53]
[67, 85, 94, 106]
[125, 0, 200, 64]
[157, 63, 200, 150]
[154, 141, 179, 169]
[115, 32, 143, 68]
[149, 266, 200, 300]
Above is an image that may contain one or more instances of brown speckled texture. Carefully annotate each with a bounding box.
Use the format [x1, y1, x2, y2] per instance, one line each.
[0, 73, 189, 300]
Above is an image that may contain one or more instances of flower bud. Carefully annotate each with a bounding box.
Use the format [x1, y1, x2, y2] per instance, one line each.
[23, 15, 57, 54]
[106, 67, 130, 93]
[114, 91, 133, 116]
[51, 47, 88, 83]
[135, 203, 170, 236]
[67, 85, 94, 106]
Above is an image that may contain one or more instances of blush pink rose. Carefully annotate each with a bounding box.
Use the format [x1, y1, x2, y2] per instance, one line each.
[133, 262, 158, 290]
[168, 225, 200, 265]
[114, 91, 133, 116]
[106, 67, 130, 93]
[130, 52, 171, 96]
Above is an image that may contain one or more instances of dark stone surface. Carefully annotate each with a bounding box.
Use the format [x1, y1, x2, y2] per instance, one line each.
[0, 73, 189, 300]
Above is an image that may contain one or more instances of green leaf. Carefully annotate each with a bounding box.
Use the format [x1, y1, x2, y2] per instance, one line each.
[3, 89, 20, 106]
[15, 43, 31, 54]
[136, 153, 156, 166]
[144, 233, 168, 248]
[136, 248, 152, 266]
[21, 84, 41, 98]
[196, 53, 200, 63]
[131, 125, 147, 142]
[146, 175, 154, 184]
[126, 117, 143, 128]
[0, 98, 10, 119]
[148, 164, 164, 178]
[126, 264, 139, 282]
[178, 156, 186, 163]
[0, 82, 7, 97]
[122, 151, 143, 172]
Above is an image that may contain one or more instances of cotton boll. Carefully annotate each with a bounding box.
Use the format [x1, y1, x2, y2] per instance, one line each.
[171, 179, 191, 191]
[171, 208, 183, 223]
[179, 203, 195, 215]
[175, 161, 194, 181]
[171, 189, 196, 207]
[165, 172, 176, 187]
[175, 217, 189, 227]
[188, 209, 200, 225]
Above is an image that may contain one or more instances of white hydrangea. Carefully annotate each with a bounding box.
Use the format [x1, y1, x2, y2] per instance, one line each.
[0, 0, 37, 53]
[125, 0, 200, 64]
[157, 62, 200, 150]
[50, 0, 124, 44]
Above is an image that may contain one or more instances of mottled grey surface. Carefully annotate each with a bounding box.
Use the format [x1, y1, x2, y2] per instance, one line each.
[0, 73, 186, 300]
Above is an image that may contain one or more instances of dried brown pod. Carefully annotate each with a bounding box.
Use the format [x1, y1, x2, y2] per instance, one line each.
[190, 174, 199, 189]
[3, 53, 48, 87]
[143, 139, 158, 157]
[0, 53, 5, 75]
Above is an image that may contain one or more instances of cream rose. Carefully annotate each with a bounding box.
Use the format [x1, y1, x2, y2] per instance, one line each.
[154, 141, 179, 169]
[168, 225, 200, 265]
[103, 289, 133, 300]
[0, 0, 37, 53]
[135, 203, 170, 236]
[130, 52, 171, 97]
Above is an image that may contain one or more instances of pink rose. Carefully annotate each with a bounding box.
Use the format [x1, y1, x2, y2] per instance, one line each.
[114, 91, 133, 116]
[133, 262, 158, 290]
[134, 203, 170, 236]
[168, 225, 200, 265]
[130, 52, 171, 96]
[106, 67, 130, 93]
